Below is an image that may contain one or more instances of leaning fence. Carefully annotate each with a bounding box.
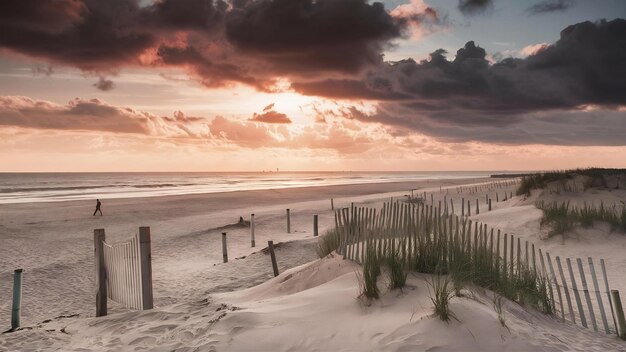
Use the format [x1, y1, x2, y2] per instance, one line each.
[334, 200, 623, 336]
[93, 227, 153, 317]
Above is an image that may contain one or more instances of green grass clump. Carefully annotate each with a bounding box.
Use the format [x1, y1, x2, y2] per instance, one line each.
[537, 201, 626, 235]
[337, 202, 555, 319]
[361, 247, 382, 299]
[516, 168, 626, 196]
[385, 249, 407, 290]
[428, 275, 456, 322]
[316, 229, 340, 258]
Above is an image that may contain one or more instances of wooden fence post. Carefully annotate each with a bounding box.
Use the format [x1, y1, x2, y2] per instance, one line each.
[286, 209, 291, 233]
[314, 214, 319, 237]
[611, 290, 626, 339]
[251, 213, 256, 247]
[222, 232, 228, 263]
[566, 258, 587, 328]
[461, 197, 465, 216]
[546, 252, 565, 321]
[94, 229, 107, 317]
[138, 227, 153, 310]
[588, 258, 610, 333]
[601, 259, 618, 333]
[577, 258, 597, 332]
[556, 256, 576, 323]
[11, 269, 23, 330]
[268, 241, 279, 277]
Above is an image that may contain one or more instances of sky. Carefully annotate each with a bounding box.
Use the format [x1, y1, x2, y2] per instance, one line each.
[0, 0, 625, 172]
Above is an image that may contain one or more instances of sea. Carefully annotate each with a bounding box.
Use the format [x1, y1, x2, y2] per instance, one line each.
[0, 171, 507, 204]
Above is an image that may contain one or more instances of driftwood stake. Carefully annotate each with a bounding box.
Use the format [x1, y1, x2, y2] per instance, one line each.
[222, 232, 228, 263]
[251, 213, 256, 247]
[268, 240, 279, 277]
[94, 229, 107, 317]
[139, 227, 154, 310]
[11, 269, 23, 330]
[611, 290, 626, 339]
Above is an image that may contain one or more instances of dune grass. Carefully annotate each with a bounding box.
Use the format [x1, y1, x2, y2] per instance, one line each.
[315, 229, 340, 258]
[337, 202, 554, 318]
[385, 248, 408, 290]
[428, 274, 456, 322]
[516, 168, 626, 196]
[360, 247, 382, 299]
[537, 201, 626, 236]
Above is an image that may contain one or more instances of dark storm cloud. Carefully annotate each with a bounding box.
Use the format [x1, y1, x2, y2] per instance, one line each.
[526, 0, 576, 15]
[306, 19, 626, 146]
[457, 0, 493, 16]
[300, 19, 626, 118]
[156, 45, 268, 89]
[292, 79, 411, 100]
[0, 0, 154, 70]
[141, 0, 227, 30]
[363, 105, 626, 146]
[93, 77, 115, 91]
[225, 0, 403, 74]
[0, 0, 432, 86]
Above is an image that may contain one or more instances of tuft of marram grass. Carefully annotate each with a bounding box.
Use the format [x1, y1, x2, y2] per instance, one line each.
[537, 200, 626, 235]
[316, 229, 340, 258]
[428, 275, 456, 322]
[361, 247, 382, 299]
[492, 294, 507, 328]
[385, 249, 407, 290]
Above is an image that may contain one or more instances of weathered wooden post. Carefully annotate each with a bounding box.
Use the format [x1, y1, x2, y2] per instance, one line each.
[251, 213, 256, 247]
[286, 208, 291, 233]
[611, 290, 626, 339]
[11, 269, 23, 330]
[94, 229, 107, 317]
[461, 197, 465, 216]
[313, 214, 319, 237]
[222, 232, 228, 263]
[139, 226, 153, 310]
[268, 241, 279, 277]
[331, 198, 334, 210]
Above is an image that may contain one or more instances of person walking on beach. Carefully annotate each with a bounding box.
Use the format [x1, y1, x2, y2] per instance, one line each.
[93, 199, 103, 216]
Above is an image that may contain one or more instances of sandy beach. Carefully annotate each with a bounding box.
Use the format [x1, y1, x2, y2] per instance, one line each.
[2, 176, 626, 351]
[0, 178, 486, 329]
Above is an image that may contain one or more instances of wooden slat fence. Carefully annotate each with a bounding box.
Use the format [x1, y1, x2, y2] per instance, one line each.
[334, 200, 620, 336]
[94, 227, 153, 316]
[102, 234, 143, 310]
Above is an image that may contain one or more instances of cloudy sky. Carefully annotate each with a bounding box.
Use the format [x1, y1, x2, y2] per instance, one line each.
[0, 0, 624, 171]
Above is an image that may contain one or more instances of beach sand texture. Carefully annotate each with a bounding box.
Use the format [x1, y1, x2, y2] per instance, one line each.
[1, 177, 626, 351]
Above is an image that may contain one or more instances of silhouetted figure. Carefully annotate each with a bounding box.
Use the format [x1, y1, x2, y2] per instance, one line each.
[93, 199, 102, 216]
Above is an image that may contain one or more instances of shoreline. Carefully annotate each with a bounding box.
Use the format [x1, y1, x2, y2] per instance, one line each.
[0, 177, 489, 210]
[0, 172, 498, 205]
